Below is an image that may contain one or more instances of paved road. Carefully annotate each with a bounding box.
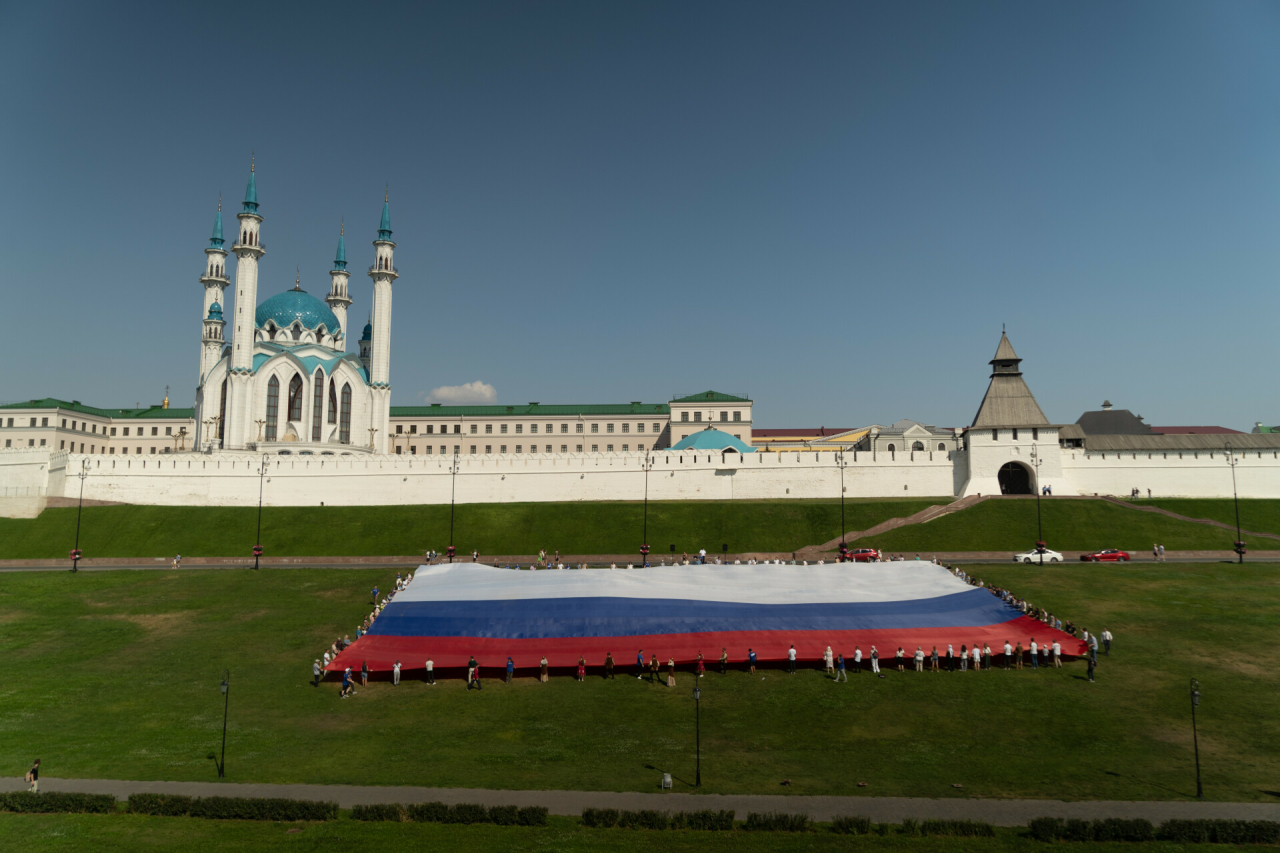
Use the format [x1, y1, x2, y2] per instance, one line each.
[2, 778, 1277, 825]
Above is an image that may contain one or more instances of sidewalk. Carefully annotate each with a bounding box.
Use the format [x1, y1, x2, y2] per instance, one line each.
[2, 778, 1277, 825]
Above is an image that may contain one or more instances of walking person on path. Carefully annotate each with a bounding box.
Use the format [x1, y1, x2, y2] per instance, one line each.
[1089, 633, 1099, 664]
[1052, 640, 1062, 668]
[748, 648, 757, 675]
[25, 759, 39, 793]
[788, 645, 797, 674]
[1159, 544, 1165, 562]
[834, 653, 847, 682]
[1153, 543, 1159, 562]
[506, 657, 515, 684]
[870, 645, 880, 674]
[605, 652, 615, 679]
[1102, 629, 1113, 656]
[425, 658, 435, 685]
[392, 660, 401, 686]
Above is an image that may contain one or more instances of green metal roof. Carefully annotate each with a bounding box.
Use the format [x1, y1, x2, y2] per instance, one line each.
[0, 398, 193, 419]
[670, 390, 751, 404]
[390, 402, 670, 418]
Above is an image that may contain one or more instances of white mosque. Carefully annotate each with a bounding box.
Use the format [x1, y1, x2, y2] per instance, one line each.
[193, 161, 396, 454]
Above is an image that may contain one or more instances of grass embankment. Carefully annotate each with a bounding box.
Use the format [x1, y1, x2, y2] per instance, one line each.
[0, 814, 1227, 853]
[1, 563, 1277, 800]
[1144, 499, 1280, 537]
[854, 498, 1280, 553]
[0, 499, 943, 560]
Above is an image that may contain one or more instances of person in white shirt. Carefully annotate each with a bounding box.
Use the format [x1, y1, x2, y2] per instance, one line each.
[914, 647, 924, 672]
[854, 646, 862, 673]
[1003, 641, 1013, 670]
[824, 646, 834, 675]
[425, 658, 435, 685]
[787, 645, 797, 674]
[392, 660, 401, 686]
[870, 646, 880, 674]
[1102, 629, 1113, 655]
[313, 659, 322, 686]
[1029, 640, 1039, 670]
[1052, 640, 1062, 667]
[971, 644, 981, 670]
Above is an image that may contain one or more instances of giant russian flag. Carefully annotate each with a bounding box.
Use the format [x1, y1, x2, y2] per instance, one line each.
[330, 561, 1086, 673]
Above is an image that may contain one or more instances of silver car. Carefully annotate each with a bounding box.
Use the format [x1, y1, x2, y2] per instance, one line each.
[1013, 548, 1063, 564]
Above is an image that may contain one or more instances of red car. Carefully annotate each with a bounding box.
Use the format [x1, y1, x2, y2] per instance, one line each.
[1080, 549, 1130, 562]
[848, 548, 879, 563]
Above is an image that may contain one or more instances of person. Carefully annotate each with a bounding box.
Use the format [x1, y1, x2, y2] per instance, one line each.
[340, 667, 354, 698]
[540, 656, 549, 683]
[1152, 543, 1159, 562]
[391, 659, 401, 686]
[853, 646, 862, 673]
[650, 654, 659, 683]
[313, 659, 322, 686]
[1087, 655, 1096, 683]
[1041, 641, 1050, 668]
[506, 656, 515, 684]
[834, 652, 847, 682]
[914, 646, 924, 672]
[1029, 639, 1038, 670]
[719, 647, 728, 675]
[667, 656, 676, 688]
[577, 656, 587, 682]
[25, 759, 39, 793]
[982, 643, 992, 671]
[930, 645, 939, 672]
[472, 549, 479, 562]
[1003, 641, 1013, 670]
[695, 652, 705, 678]
[1052, 640, 1062, 668]
[605, 651, 615, 679]
[748, 648, 757, 675]
[870, 645, 880, 674]
[371, 585, 379, 605]
[636, 650, 645, 680]
[1014, 641, 1024, 670]
[361, 660, 369, 687]
[174, 553, 181, 569]
[895, 647, 905, 672]
[471, 661, 482, 689]
[1158, 544, 1165, 562]
[1089, 633, 1099, 664]
[1102, 629, 1113, 656]
[972, 644, 981, 671]
[824, 646, 835, 675]
[959, 644, 968, 671]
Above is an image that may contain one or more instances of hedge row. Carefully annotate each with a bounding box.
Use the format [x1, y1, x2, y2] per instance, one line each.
[581, 808, 734, 831]
[1030, 817, 1280, 844]
[350, 801, 548, 826]
[744, 812, 811, 832]
[1, 792, 117, 814]
[127, 793, 337, 821]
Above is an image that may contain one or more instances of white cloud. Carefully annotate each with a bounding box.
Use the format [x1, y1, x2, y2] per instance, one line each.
[422, 381, 497, 405]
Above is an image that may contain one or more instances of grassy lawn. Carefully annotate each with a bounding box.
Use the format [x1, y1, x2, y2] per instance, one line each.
[0, 814, 1243, 853]
[1, 562, 1277, 802]
[0, 499, 943, 560]
[1144, 499, 1280, 537]
[853, 498, 1280, 553]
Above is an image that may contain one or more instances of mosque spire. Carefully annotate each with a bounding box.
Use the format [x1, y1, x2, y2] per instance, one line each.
[242, 153, 259, 214]
[334, 219, 347, 270]
[294, 267, 301, 290]
[209, 194, 224, 249]
[377, 185, 392, 241]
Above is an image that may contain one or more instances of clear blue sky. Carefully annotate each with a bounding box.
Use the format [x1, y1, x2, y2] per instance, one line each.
[2, 2, 1277, 429]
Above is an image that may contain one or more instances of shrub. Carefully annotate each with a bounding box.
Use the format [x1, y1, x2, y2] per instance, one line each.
[1029, 816, 1064, 842]
[128, 793, 193, 816]
[1092, 818, 1153, 842]
[617, 809, 669, 830]
[350, 803, 404, 822]
[1063, 818, 1092, 842]
[446, 803, 489, 824]
[582, 807, 620, 828]
[488, 805, 519, 826]
[744, 811, 810, 832]
[900, 818, 921, 836]
[920, 819, 996, 837]
[670, 810, 734, 831]
[2, 792, 116, 814]
[831, 815, 871, 835]
[186, 796, 337, 821]
[516, 805, 548, 827]
[1159, 819, 1280, 845]
[407, 801, 449, 823]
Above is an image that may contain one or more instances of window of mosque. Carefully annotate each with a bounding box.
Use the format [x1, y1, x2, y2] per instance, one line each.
[265, 376, 280, 441]
[339, 384, 352, 444]
[992, 430, 998, 441]
[312, 374, 325, 440]
[328, 380, 338, 424]
[287, 374, 304, 421]
[1032, 428, 1039, 440]
[1012, 428, 1019, 441]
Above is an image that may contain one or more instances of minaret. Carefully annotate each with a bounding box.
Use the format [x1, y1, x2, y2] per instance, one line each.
[325, 221, 352, 352]
[225, 157, 266, 450]
[199, 196, 229, 383]
[366, 189, 397, 452]
[359, 315, 372, 369]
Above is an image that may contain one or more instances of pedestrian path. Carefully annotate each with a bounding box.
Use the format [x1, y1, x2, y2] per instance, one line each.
[2, 778, 1276, 825]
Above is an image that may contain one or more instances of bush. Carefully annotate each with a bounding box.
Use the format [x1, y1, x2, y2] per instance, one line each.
[901, 818, 921, 836]
[1063, 818, 1092, 842]
[744, 811, 810, 832]
[617, 809, 669, 830]
[1092, 818, 1153, 842]
[1159, 819, 1280, 845]
[446, 803, 489, 824]
[516, 805, 548, 827]
[350, 803, 404, 822]
[1029, 816, 1064, 842]
[670, 810, 734, 831]
[128, 793, 193, 816]
[582, 807, 620, 828]
[920, 819, 996, 838]
[2, 792, 116, 814]
[488, 805, 519, 826]
[407, 801, 449, 823]
[831, 815, 871, 835]
[186, 796, 337, 821]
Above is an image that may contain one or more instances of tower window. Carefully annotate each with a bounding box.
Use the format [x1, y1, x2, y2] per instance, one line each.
[328, 379, 338, 424]
[339, 383, 352, 444]
[312, 370, 324, 441]
[265, 375, 280, 441]
[287, 373, 303, 421]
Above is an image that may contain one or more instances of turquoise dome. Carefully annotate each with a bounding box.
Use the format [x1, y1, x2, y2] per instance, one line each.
[255, 288, 342, 337]
[669, 427, 755, 453]
[207, 301, 223, 321]
[360, 321, 372, 341]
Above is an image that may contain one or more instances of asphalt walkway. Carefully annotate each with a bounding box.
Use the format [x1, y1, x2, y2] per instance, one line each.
[2, 778, 1277, 825]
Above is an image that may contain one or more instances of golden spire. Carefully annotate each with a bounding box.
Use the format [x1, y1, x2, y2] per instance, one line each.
[295, 267, 301, 290]
[251, 151, 255, 172]
[385, 183, 389, 203]
[340, 218, 344, 236]
[217, 193, 222, 212]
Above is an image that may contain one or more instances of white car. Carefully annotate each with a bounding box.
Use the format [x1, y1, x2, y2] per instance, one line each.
[1013, 548, 1062, 564]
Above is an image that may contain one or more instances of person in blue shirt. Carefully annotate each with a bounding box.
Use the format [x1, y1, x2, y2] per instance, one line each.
[370, 586, 379, 605]
[636, 650, 645, 679]
[748, 648, 757, 675]
[834, 653, 847, 682]
[506, 656, 515, 683]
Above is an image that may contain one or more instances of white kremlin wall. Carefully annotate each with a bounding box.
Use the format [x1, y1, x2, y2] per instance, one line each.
[1061, 448, 1280, 499]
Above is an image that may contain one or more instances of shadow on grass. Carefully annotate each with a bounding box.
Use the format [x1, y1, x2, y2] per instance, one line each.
[1261, 790, 1280, 799]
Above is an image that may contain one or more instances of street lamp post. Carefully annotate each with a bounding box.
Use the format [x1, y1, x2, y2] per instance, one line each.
[218, 670, 230, 778]
[1190, 678, 1203, 800]
[448, 449, 460, 562]
[253, 454, 268, 569]
[1224, 443, 1245, 563]
[71, 458, 89, 572]
[1031, 445, 1045, 566]
[693, 685, 701, 787]
[836, 449, 849, 561]
[641, 454, 652, 564]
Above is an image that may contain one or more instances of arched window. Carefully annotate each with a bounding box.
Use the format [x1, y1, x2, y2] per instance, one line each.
[912, 441, 925, 452]
[328, 379, 337, 424]
[218, 378, 227, 441]
[312, 370, 324, 441]
[265, 375, 280, 441]
[291, 324, 301, 341]
[287, 373, 303, 421]
[887, 444, 896, 453]
[938, 443, 946, 451]
[339, 383, 352, 444]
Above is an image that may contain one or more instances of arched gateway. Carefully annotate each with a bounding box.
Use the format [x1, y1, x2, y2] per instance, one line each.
[998, 462, 1033, 495]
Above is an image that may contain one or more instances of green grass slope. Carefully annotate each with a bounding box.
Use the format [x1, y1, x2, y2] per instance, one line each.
[0, 498, 944, 560]
[1145, 498, 1280, 537]
[854, 498, 1278, 553]
[1, 562, 1276, 800]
